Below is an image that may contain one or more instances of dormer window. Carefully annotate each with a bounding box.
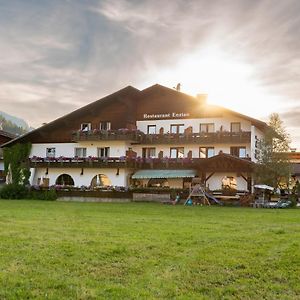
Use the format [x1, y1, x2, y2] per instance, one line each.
[100, 121, 111, 131]
[81, 123, 91, 131]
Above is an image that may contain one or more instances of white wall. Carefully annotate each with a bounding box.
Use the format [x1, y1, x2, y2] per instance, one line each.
[137, 117, 252, 134]
[32, 167, 130, 187]
[206, 172, 248, 191]
[31, 141, 132, 158]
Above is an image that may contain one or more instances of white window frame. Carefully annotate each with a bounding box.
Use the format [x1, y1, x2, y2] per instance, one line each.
[147, 125, 156, 134]
[200, 123, 215, 133]
[100, 121, 111, 131]
[97, 147, 110, 158]
[75, 147, 87, 158]
[81, 123, 91, 131]
[46, 147, 56, 158]
[170, 147, 184, 158]
[200, 147, 215, 158]
[170, 124, 184, 134]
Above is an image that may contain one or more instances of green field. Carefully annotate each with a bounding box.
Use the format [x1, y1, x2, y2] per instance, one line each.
[0, 201, 299, 299]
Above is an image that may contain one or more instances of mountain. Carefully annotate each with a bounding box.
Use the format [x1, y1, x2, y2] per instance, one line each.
[0, 111, 30, 130]
[0, 111, 31, 136]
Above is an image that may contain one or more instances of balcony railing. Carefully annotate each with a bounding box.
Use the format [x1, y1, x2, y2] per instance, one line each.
[71, 129, 141, 142]
[71, 129, 251, 144]
[138, 131, 251, 144]
[29, 155, 251, 170]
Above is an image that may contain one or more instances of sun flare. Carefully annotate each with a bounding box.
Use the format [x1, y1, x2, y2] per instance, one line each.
[147, 47, 283, 120]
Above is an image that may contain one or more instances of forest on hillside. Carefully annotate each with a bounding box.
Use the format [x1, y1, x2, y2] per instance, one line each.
[0, 116, 28, 136]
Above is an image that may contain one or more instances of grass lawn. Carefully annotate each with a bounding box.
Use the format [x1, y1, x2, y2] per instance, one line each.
[0, 201, 299, 299]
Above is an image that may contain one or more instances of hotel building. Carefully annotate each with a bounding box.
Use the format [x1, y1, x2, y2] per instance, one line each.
[4, 84, 267, 192]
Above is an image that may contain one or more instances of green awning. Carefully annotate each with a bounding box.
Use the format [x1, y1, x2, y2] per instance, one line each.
[132, 169, 197, 179]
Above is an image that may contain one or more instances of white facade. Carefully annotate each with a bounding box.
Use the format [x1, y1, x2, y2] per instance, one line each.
[28, 114, 263, 192]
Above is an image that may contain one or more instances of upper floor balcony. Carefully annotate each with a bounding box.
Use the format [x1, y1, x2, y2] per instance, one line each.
[71, 129, 141, 142]
[29, 154, 252, 171]
[71, 129, 251, 145]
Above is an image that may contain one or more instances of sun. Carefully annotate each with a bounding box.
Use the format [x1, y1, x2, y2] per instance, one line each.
[144, 46, 282, 120]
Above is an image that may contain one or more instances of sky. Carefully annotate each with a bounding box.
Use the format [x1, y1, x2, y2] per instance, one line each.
[0, 0, 300, 148]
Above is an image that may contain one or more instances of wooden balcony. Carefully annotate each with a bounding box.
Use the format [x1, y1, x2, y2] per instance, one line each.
[137, 131, 251, 144]
[71, 130, 251, 144]
[71, 129, 141, 142]
[29, 154, 253, 172]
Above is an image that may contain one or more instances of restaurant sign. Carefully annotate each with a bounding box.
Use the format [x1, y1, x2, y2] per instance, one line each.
[143, 112, 190, 119]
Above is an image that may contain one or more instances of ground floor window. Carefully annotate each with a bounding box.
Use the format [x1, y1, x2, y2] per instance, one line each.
[222, 176, 237, 190]
[148, 178, 169, 188]
[91, 174, 112, 188]
[56, 174, 74, 186]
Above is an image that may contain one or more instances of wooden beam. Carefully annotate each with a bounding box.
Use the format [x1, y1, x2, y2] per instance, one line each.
[205, 172, 215, 181]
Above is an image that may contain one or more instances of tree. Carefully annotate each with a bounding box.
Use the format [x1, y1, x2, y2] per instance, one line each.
[3, 143, 32, 186]
[254, 113, 291, 188]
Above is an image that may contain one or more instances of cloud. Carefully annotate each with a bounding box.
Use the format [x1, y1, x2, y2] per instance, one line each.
[0, 0, 299, 148]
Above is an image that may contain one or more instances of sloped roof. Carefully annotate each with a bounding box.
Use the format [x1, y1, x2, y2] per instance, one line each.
[0, 130, 16, 140]
[2, 84, 267, 147]
[2, 85, 140, 147]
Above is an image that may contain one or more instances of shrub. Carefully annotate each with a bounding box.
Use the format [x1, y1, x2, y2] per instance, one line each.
[0, 184, 29, 199]
[288, 194, 298, 208]
[28, 189, 57, 201]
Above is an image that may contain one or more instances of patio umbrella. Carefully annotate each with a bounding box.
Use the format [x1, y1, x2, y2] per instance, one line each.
[254, 184, 274, 202]
[254, 184, 274, 191]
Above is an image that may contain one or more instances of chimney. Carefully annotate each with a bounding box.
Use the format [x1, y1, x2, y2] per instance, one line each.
[196, 93, 208, 104]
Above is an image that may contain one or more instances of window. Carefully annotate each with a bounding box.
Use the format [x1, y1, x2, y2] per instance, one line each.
[142, 147, 156, 158]
[200, 123, 214, 133]
[56, 174, 75, 186]
[231, 122, 241, 132]
[46, 147, 56, 158]
[147, 125, 156, 134]
[170, 124, 184, 134]
[170, 147, 184, 158]
[81, 123, 91, 131]
[97, 147, 110, 158]
[230, 146, 246, 158]
[222, 176, 237, 190]
[91, 174, 111, 187]
[200, 147, 215, 158]
[100, 121, 111, 130]
[75, 147, 87, 158]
